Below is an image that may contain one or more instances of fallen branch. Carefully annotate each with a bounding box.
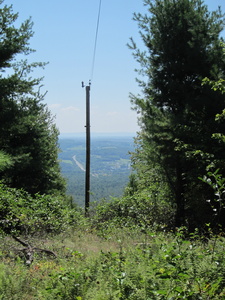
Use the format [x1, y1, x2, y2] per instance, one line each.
[12, 235, 57, 266]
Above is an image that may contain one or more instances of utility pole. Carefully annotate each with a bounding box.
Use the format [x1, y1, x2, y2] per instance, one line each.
[82, 81, 91, 216]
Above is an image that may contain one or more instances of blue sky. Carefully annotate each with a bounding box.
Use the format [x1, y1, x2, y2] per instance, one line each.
[3, 0, 225, 134]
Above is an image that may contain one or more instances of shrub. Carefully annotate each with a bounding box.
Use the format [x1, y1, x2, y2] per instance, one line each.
[90, 189, 174, 232]
[0, 183, 82, 235]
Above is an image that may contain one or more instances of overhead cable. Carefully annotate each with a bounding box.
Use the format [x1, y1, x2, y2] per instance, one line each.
[90, 0, 102, 83]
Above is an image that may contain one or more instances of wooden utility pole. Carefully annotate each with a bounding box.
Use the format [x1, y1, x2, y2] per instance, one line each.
[84, 82, 91, 216]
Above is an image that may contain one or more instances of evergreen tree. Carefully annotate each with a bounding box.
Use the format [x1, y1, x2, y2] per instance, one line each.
[0, 1, 66, 195]
[129, 0, 225, 228]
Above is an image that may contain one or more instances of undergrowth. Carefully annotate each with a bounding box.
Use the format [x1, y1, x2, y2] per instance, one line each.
[1, 168, 225, 299]
[1, 227, 225, 299]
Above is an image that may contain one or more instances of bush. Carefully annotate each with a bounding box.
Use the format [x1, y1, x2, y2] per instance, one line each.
[90, 189, 174, 232]
[0, 183, 82, 235]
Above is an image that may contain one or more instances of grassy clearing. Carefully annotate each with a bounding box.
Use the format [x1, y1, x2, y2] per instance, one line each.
[1, 227, 225, 299]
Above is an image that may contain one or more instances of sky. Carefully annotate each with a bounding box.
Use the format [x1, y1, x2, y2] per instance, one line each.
[2, 0, 225, 134]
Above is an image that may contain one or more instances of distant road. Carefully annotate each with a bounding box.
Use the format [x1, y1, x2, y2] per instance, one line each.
[72, 155, 85, 172]
[72, 155, 98, 177]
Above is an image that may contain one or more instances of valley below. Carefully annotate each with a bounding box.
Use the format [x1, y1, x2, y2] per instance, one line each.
[59, 134, 135, 206]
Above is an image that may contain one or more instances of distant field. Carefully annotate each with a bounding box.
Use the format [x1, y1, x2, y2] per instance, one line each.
[58, 135, 135, 206]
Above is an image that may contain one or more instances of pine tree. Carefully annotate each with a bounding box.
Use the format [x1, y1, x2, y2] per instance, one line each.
[0, 1, 66, 195]
[129, 0, 225, 228]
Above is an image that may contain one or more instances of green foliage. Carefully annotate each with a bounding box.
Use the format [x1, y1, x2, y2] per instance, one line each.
[0, 151, 12, 172]
[0, 1, 66, 195]
[1, 227, 225, 299]
[90, 189, 174, 233]
[0, 183, 81, 235]
[129, 0, 225, 228]
[199, 167, 225, 228]
[202, 77, 225, 94]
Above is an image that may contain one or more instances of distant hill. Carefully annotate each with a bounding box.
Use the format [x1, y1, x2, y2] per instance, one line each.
[59, 132, 136, 139]
[58, 135, 135, 206]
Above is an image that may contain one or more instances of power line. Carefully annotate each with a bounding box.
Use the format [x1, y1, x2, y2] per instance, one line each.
[90, 0, 102, 82]
[83, 0, 102, 215]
